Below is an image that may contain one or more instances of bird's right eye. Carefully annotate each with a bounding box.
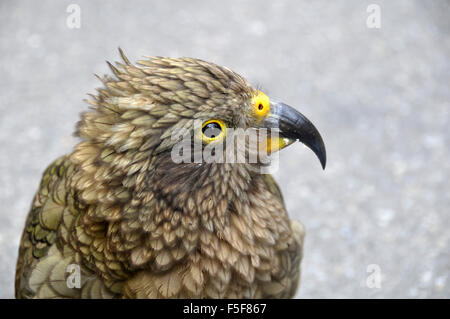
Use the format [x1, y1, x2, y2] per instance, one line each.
[201, 119, 226, 143]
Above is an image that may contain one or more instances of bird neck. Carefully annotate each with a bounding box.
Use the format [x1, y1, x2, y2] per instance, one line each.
[147, 152, 255, 232]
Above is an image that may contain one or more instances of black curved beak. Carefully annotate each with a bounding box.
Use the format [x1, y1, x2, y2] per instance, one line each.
[261, 101, 327, 169]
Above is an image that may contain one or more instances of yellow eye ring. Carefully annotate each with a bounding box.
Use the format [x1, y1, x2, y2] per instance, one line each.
[201, 119, 226, 143]
[251, 91, 270, 119]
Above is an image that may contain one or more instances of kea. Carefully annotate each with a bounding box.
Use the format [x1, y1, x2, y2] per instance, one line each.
[15, 49, 326, 299]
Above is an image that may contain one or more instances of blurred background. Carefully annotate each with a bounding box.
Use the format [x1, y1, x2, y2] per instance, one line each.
[0, 0, 449, 298]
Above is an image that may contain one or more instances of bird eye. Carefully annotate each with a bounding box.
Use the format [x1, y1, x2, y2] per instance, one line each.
[203, 122, 221, 138]
[251, 91, 270, 118]
[201, 119, 226, 142]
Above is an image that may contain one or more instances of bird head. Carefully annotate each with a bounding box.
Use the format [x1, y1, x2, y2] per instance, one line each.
[72, 49, 325, 219]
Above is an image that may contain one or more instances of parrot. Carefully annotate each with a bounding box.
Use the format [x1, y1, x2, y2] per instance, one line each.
[15, 49, 326, 298]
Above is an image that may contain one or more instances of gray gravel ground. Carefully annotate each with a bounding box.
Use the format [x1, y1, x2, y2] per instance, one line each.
[0, 0, 449, 298]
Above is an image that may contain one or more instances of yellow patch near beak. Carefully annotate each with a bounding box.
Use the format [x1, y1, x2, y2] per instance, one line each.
[259, 136, 293, 154]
